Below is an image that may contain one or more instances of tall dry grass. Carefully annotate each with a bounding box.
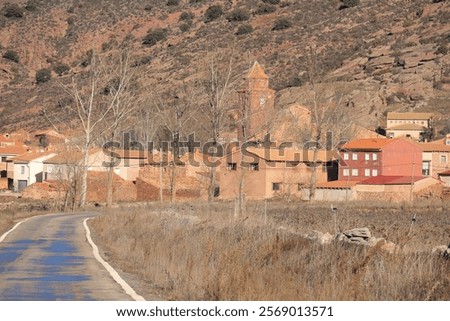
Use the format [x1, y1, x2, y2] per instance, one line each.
[89, 201, 450, 300]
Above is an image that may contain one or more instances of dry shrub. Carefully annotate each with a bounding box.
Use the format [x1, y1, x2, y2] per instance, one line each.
[89, 201, 450, 300]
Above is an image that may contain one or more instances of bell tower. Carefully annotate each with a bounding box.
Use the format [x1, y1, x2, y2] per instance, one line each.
[237, 61, 275, 142]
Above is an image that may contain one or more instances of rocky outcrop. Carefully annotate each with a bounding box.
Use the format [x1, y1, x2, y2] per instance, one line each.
[432, 244, 450, 259]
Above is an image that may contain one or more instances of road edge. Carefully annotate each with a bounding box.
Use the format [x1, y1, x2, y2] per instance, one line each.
[0, 218, 30, 243]
[83, 218, 146, 301]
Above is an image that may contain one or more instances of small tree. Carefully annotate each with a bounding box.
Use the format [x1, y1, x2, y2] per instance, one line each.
[2, 50, 19, 63]
[204, 5, 223, 22]
[167, 0, 180, 6]
[36, 68, 52, 84]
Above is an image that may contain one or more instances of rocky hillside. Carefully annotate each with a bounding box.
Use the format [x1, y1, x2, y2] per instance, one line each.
[0, 0, 449, 135]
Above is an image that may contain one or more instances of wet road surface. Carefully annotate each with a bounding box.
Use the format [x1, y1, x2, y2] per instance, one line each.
[0, 212, 132, 300]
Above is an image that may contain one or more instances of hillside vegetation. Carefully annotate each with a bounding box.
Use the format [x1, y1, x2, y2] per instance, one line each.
[0, 0, 449, 134]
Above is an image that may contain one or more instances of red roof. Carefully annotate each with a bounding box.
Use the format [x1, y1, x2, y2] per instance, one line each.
[438, 170, 450, 176]
[359, 176, 425, 185]
[341, 138, 395, 150]
[0, 145, 28, 156]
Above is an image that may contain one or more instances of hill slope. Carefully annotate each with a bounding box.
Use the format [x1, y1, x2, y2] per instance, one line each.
[0, 0, 449, 134]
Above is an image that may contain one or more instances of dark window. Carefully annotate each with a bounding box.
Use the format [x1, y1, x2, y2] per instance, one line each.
[1, 156, 6, 162]
[214, 186, 220, 197]
[227, 163, 237, 171]
[272, 182, 281, 191]
[249, 163, 259, 171]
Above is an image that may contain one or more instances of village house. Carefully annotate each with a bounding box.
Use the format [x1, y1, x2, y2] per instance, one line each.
[33, 129, 67, 148]
[416, 134, 450, 180]
[218, 146, 335, 200]
[11, 151, 56, 192]
[386, 112, 433, 141]
[339, 138, 422, 181]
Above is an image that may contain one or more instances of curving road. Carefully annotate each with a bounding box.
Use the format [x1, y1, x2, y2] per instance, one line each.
[0, 212, 133, 300]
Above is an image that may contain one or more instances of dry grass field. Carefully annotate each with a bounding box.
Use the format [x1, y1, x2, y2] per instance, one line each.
[89, 200, 450, 301]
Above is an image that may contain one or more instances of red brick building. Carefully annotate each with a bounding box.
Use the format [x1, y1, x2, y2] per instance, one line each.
[339, 138, 422, 181]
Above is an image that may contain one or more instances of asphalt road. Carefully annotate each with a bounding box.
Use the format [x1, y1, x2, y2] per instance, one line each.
[0, 212, 132, 300]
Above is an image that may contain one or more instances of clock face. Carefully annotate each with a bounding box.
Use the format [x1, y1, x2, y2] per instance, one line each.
[259, 95, 266, 105]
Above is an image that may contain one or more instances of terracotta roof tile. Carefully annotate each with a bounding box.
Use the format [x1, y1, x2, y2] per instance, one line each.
[12, 151, 56, 163]
[415, 142, 450, 152]
[387, 112, 433, 120]
[0, 145, 28, 156]
[341, 138, 395, 150]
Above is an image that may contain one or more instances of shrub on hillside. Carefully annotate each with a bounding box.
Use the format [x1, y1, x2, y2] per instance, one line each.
[254, 4, 276, 15]
[339, 0, 359, 10]
[179, 11, 195, 21]
[36, 68, 51, 84]
[189, 0, 206, 3]
[235, 24, 253, 35]
[54, 63, 70, 76]
[3, 50, 19, 63]
[272, 18, 292, 30]
[204, 5, 223, 22]
[3, 3, 24, 18]
[142, 28, 168, 46]
[167, 0, 180, 6]
[180, 22, 193, 33]
[226, 9, 250, 22]
[25, 0, 38, 12]
[262, 0, 281, 4]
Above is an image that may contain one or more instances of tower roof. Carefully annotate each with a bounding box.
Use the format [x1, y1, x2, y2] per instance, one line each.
[247, 61, 269, 79]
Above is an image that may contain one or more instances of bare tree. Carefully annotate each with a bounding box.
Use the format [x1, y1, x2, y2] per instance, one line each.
[101, 49, 145, 208]
[44, 48, 140, 208]
[197, 51, 240, 202]
[153, 84, 199, 202]
[298, 60, 359, 200]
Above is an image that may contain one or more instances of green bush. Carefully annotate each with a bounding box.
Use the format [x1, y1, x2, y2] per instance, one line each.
[227, 9, 250, 22]
[204, 5, 223, 22]
[167, 0, 180, 6]
[2, 50, 19, 63]
[142, 28, 168, 46]
[189, 0, 206, 3]
[262, 0, 281, 4]
[144, 5, 153, 11]
[255, 4, 276, 15]
[54, 63, 70, 76]
[3, 4, 24, 18]
[235, 24, 253, 35]
[339, 0, 359, 9]
[272, 18, 292, 30]
[36, 68, 52, 84]
[179, 11, 195, 21]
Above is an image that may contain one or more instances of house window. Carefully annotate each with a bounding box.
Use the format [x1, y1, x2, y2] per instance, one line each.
[440, 155, 447, 163]
[343, 153, 349, 160]
[297, 183, 305, 191]
[249, 163, 259, 171]
[373, 153, 378, 161]
[422, 161, 430, 176]
[343, 169, 350, 177]
[272, 182, 281, 191]
[352, 169, 359, 176]
[1, 156, 6, 162]
[365, 153, 370, 161]
[352, 153, 358, 160]
[227, 163, 237, 171]
[372, 169, 378, 176]
[365, 169, 370, 177]
[20, 166, 25, 174]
